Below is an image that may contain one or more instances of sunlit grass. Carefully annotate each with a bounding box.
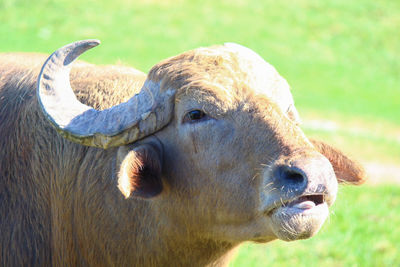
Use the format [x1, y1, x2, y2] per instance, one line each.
[300, 112, 400, 164]
[231, 185, 400, 267]
[1, 0, 399, 124]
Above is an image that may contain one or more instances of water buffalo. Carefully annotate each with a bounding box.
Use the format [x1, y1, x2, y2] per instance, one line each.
[0, 40, 365, 266]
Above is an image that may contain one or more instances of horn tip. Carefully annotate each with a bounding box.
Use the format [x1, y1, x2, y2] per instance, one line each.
[83, 39, 101, 47]
[73, 39, 101, 50]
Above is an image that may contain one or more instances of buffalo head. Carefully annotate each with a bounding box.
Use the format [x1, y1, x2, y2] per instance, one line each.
[37, 40, 364, 244]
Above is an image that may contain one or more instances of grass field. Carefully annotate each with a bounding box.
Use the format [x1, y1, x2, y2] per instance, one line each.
[1, 0, 399, 265]
[231, 185, 400, 267]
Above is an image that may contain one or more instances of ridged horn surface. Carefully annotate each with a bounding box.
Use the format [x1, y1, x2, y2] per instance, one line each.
[37, 40, 175, 149]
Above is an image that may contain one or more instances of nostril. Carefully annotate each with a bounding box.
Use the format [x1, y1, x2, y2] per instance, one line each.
[285, 170, 305, 184]
[277, 166, 307, 185]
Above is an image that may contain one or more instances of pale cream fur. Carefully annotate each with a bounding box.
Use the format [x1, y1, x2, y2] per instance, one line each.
[0, 45, 364, 266]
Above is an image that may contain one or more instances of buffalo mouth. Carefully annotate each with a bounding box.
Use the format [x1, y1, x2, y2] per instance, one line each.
[267, 194, 326, 215]
[268, 194, 331, 241]
[284, 194, 324, 210]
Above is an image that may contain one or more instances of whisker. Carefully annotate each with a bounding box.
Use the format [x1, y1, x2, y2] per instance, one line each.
[251, 173, 260, 181]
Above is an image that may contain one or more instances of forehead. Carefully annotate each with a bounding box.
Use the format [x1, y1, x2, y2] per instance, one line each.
[148, 43, 295, 114]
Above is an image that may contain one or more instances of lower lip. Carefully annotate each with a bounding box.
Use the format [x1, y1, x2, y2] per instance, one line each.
[269, 202, 330, 241]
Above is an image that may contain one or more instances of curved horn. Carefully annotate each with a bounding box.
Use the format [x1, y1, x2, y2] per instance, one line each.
[37, 40, 175, 149]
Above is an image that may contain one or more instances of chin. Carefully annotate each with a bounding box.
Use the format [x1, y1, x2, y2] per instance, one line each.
[269, 202, 330, 241]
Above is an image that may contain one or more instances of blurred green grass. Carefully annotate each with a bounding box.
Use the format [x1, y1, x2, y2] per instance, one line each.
[1, 0, 399, 125]
[231, 185, 400, 267]
[2, 0, 399, 164]
[1, 0, 399, 265]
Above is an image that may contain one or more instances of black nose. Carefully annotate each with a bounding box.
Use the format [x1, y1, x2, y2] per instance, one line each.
[274, 165, 308, 189]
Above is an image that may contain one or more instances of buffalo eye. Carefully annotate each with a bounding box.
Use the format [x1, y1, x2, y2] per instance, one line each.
[183, 110, 207, 123]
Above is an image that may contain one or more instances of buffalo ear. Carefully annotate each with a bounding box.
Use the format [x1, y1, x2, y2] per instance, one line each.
[311, 139, 366, 185]
[117, 143, 163, 198]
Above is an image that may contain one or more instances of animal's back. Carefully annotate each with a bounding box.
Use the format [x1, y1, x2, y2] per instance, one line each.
[0, 53, 52, 265]
[0, 53, 146, 265]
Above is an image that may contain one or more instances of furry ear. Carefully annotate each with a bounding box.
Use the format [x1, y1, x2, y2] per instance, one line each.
[311, 139, 366, 185]
[117, 143, 163, 198]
